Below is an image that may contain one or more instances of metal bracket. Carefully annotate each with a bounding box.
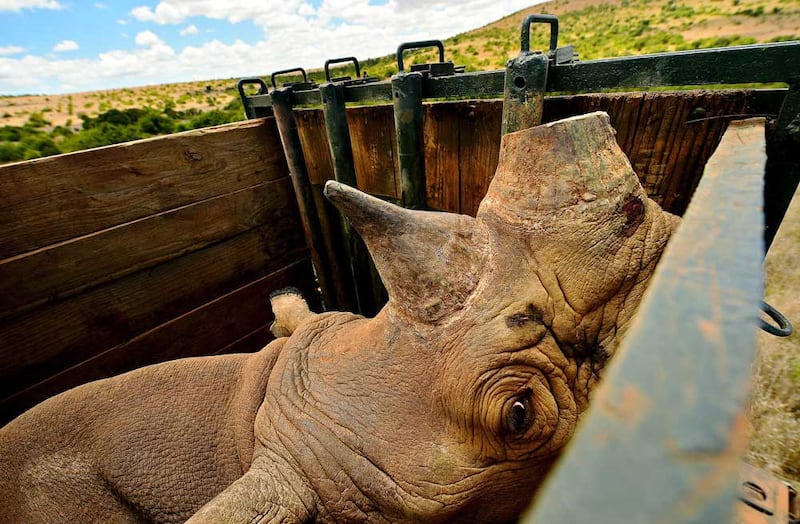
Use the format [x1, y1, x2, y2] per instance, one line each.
[737, 463, 799, 523]
[324, 56, 379, 86]
[396, 40, 465, 78]
[270, 67, 318, 92]
[236, 78, 270, 119]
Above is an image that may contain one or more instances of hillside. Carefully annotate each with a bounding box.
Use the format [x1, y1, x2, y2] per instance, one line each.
[2, 0, 798, 136]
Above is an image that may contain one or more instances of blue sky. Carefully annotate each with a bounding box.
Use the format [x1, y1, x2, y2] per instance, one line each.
[0, 0, 536, 95]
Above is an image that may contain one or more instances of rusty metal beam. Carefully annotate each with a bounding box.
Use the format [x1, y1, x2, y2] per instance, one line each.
[525, 119, 767, 523]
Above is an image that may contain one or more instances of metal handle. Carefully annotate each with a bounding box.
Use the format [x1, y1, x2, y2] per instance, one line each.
[520, 14, 559, 53]
[759, 300, 792, 337]
[270, 67, 308, 88]
[324, 57, 361, 82]
[396, 40, 445, 72]
[237, 78, 268, 99]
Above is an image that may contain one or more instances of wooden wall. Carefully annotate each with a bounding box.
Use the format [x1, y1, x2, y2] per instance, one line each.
[295, 90, 756, 217]
[0, 89, 764, 422]
[0, 118, 316, 424]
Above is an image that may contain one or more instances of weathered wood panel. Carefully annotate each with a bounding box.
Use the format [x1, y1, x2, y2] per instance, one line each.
[347, 105, 400, 198]
[423, 103, 460, 212]
[458, 100, 503, 217]
[0, 119, 288, 260]
[0, 260, 316, 424]
[0, 117, 317, 424]
[295, 109, 335, 185]
[0, 179, 297, 321]
[0, 223, 308, 400]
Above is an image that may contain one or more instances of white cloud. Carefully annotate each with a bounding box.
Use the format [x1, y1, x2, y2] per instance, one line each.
[53, 40, 79, 52]
[135, 30, 165, 47]
[0, 0, 543, 95]
[94, 2, 107, 8]
[0, 46, 25, 55]
[117, 18, 128, 25]
[180, 24, 199, 36]
[0, 0, 63, 11]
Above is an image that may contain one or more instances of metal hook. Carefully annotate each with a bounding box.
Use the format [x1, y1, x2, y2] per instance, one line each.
[759, 300, 792, 337]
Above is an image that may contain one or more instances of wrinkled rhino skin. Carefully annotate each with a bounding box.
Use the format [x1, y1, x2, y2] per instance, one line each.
[0, 112, 679, 523]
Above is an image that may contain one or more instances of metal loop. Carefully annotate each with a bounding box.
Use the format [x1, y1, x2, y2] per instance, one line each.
[520, 14, 559, 54]
[324, 56, 361, 82]
[396, 40, 445, 72]
[237, 77, 268, 99]
[759, 300, 792, 337]
[270, 67, 308, 88]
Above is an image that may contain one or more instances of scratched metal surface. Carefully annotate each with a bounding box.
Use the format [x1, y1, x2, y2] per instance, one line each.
[524, 119, 767, 523]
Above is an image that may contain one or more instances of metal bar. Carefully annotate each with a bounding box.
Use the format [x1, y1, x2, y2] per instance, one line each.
[501, 53, 549, 135]
[245, 42, 800, 109]
[548, 42, 800, 92]
[424, 70, 505, 99]
[270, 88, 339, 309]
[320, 82, 367, 313]
[764, 83, 800, 250]
[392, 72, 427, 209]
[525, 119, 766, 524]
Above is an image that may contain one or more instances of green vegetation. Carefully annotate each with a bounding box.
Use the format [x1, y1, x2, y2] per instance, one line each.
[0, 102, 243, 163]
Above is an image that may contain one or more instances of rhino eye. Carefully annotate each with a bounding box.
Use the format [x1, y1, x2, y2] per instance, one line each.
[504, 389, 534, 436]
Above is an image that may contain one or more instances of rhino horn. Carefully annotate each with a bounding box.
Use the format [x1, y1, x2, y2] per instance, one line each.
[324, 181, 486, 323]
[477, 111, 648, 235]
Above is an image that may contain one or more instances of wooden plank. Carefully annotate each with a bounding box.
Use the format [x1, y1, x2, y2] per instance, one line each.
[346, 105, 399, 198]
[310, 184, 357, 312]
[423, 102, 460, 212]
[0, 118, 288, 260]
[0, 178, 297, 320]
[295, 109, 335, 185]
[0, 222, 309, 400]
[458, 100, 503, 216]
[0, 259, 317, 424]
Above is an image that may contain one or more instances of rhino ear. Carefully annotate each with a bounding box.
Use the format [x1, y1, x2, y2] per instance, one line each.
[324, 182, 486, 323]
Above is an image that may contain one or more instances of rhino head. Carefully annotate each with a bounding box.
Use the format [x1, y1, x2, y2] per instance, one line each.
[190, 112, 679, 523]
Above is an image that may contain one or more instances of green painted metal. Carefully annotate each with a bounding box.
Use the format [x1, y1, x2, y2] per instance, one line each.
[270, 88, 339, 309]
[501, 53, 549, 135]
[548, 42, 800, 91]
[396, 40, 444, 71]
[764, 83, 800, 249]
[391, 72, 426, 209]
[520, 14, 558, 53]
[319, 82, 385, 315]
[320, 83, 358, 188]
[240, 42, 799, 115]
[524, 119, 766, 524]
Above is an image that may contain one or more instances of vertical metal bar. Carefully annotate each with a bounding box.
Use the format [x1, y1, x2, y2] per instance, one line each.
[501, 53, 549, 135]
[320, 82, 386, 315]
[320, 83, 358, 187]
[271, 87, 338, 309]
[764, 83, 800, 250]
[524, 119, 766, 524]
[392, 72, 427, 209]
